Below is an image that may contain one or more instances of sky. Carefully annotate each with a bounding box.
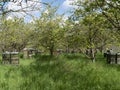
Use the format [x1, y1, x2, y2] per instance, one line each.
[43, 0, 76, 14]
[6, 0, 77, 22]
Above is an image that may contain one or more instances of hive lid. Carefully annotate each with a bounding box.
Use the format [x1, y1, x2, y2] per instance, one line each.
[23, 48, 36, 51]
[3, 51, 19, 54]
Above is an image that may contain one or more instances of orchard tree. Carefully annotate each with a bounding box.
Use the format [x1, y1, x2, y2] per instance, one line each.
[62, 18, 86, 53]
[33, 5, 64, 56]
[0, 18, 32, 52]
[71, 0, 117, 62]
[82, 14, 116, 61]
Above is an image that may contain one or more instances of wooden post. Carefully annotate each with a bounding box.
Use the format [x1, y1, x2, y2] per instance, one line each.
[115, 54, 117, 64]
[106, 54, 111, 64]
[10, 53, 11, 64]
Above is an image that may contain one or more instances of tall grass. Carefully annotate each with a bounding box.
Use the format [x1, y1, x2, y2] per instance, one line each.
[0, 54, 120, 90]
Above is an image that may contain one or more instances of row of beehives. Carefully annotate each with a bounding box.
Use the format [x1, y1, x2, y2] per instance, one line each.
[2, 48, 97, 64]
[2, 48, 41, 65]
[104, 53, 120, 64]
[2, 48, 84, 64]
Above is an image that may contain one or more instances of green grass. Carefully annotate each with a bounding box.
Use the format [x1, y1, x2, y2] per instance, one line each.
[0, 54, 120, 90]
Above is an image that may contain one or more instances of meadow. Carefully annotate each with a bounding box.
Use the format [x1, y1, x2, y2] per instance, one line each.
[0, 54, 120, 90]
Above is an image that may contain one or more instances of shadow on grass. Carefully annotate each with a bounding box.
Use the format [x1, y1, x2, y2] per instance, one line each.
[64, 53, 88, 60]
[33, 55, 57, 61]
[18, 55, 70, 90]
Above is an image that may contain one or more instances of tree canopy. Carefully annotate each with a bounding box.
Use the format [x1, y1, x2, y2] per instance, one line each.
[0, 0, 120, 60]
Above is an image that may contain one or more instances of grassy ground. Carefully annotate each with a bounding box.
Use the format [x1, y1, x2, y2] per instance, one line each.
[0, 54, 120, 90]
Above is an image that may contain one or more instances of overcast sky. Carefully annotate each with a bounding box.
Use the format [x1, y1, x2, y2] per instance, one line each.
[6, 0, 77, 22]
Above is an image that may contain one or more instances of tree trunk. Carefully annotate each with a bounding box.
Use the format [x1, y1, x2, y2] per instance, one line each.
[49, 46, 54, 56]
[66, 45, 70, 53]
[99, 46, 103, 53]
[86, 49, 89, 55]
[90, 48, 96, 62]
[50, 49, 53, 56]
[2, 48, 5, 53]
